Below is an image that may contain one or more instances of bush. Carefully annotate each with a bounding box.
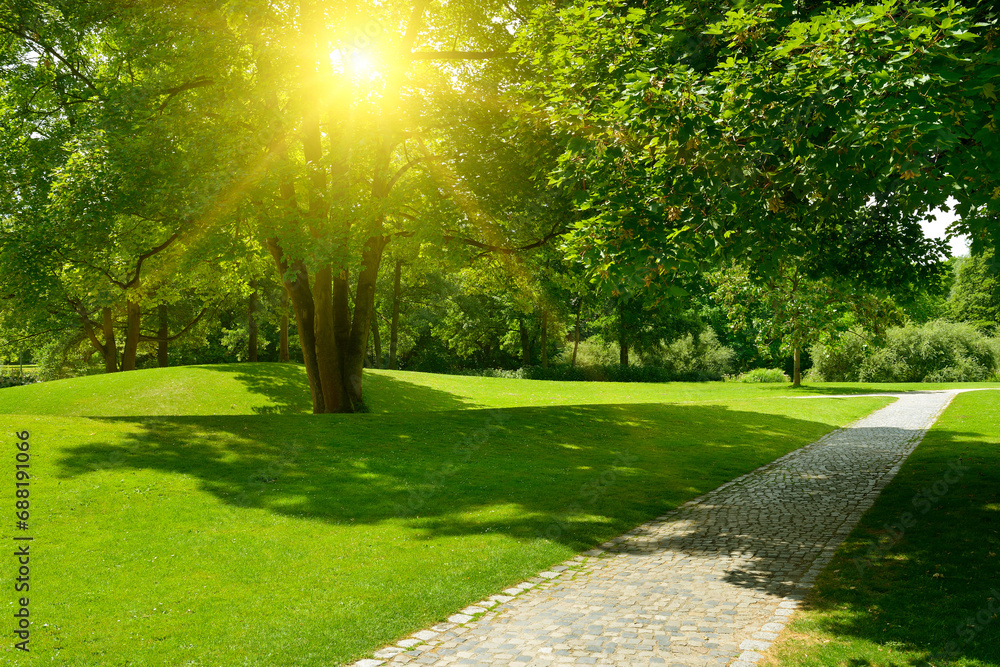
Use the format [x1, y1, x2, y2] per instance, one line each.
[810, 321, 1000, 383]
[801, 367, 825, 383]
[809, 333, 870, 382]
[858, 320, 1000, 382]
[0, 372, 37, 388]
[652, 330, 736, 381]
[842, 321, 1000, 383]
[728, 367, 790, 383]
[549, 332, 736, 382]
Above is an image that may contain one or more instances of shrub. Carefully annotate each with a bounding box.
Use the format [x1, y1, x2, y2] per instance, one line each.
[801, 368, 825, 383]
[728, 367, 789, 383]
[0, 373, 37, 388]
[654, 330, 736, 381]
[857, 320, 1000, 382]
[809, 333, 869, 382]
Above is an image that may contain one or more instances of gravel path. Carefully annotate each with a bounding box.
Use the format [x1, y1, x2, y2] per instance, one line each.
[356, 391, 962, 667]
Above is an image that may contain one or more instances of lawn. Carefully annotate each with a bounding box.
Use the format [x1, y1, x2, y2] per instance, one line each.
[0, 362, 996, 417]
[763, 389, 1000, 667]
[0, 365, 893, 665]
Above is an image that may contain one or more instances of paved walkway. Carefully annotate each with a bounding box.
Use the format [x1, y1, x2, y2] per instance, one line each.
[356, 391, 962, 667]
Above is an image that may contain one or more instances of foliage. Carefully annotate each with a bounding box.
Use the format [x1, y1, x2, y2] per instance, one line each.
[948, 250, 1000, 334]
[809, 332, 873, 383]
[728, 368, 791, 383]
[712, 262, 901, 383]
[815, 320, 1000, 382]
[516, 0, 994, 292]
[860, 323, 1000, 383]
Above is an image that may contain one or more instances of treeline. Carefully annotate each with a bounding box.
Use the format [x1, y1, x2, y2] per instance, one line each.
[7, 247, 998, 386]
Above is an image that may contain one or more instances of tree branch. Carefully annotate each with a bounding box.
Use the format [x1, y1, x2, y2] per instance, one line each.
[408, 50, 514, 61]
[125, 233, 180, 289]
[4, 27, 104, 99]
[386, 155, 444, 193]
[154, 78, 215, 114]
[138, 307, 209, 342]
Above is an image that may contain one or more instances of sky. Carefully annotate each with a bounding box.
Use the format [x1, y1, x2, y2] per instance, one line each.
[921, 200, 970, 257]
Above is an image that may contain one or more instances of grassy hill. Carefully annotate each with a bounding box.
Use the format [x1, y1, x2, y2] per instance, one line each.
[2, 362, 997, 417]
[0, 363, 944, 665]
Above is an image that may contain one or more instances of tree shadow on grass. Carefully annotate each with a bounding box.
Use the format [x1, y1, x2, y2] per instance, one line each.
[362, 371, 481, 412]
[53, 402, 973, 610]
[198, 363, 312, 414]
[197, 363, 473, 414]
[56, 403, 834, 540]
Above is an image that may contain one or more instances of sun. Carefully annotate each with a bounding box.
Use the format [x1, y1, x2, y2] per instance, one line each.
[349, 51, 377, 77]
[331, 48, 382, 84]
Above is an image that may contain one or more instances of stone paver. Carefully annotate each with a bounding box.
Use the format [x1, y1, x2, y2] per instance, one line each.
[357, 391, 963, 667]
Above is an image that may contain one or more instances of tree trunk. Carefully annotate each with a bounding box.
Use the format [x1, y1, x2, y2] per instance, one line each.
[313, 265, 348, 413]
[571, 298, 582, 368]
[371, 306, 383, 368]
[248, 289, 258, 363]
[269, 240, 326, 413]
[389, 258, 401, 370]
[333, 271, 352, 395]
[793, 346, 801, 387]
[102, 307, 118, 372]
[618, 300, 629, 367]
[344, 236, 386, 408]
[157, 304, 169, 367]
[540, 309, 549, 368]
[519, 320, 531, 366]
[279, 290, 290, 362]
[121, 300, 141, 371]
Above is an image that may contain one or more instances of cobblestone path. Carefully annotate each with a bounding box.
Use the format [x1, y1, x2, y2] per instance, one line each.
[357, 391, 960, 667]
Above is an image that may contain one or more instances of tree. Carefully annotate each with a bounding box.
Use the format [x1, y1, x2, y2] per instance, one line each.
[0, 0, 249, 372]
[713, 262, 901, 386]
[516, 0, 998, 290]
[949, 251, 1000, 334]
[234, 0, 560, 412]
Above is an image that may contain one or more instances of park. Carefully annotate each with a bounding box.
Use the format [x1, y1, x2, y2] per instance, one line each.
[1, 0, 999, 665]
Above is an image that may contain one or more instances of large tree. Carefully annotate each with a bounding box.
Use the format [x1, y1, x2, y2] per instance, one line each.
[0, 0, 250, 371]
[516, 0, 999, 288]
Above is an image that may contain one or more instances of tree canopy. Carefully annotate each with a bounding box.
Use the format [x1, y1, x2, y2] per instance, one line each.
[1, 0, 996, 402]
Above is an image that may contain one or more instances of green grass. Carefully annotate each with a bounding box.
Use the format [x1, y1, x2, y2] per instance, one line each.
[0, 364, 894, 665]
[0, 362, 996, 417]
[763, 389, 1000, 667]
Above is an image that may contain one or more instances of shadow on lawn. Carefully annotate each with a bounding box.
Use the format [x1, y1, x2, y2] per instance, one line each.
[200, 362, 312, 414]
[53, 402, 978, 611]
[198, 363, 474, 414]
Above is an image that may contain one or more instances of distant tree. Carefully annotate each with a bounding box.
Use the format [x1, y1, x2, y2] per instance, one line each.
[712, 263, 902, 386]
[948, 251, 1000, 334]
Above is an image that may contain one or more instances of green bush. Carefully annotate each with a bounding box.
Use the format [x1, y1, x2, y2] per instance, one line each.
[727, 367, 790, 383]
[801, 367, 825, 383]
[647, 330, 736, 381]
[809, 333, 870, 382]
[548, 332, 736, 382]
[810, 321, 1000, 383]
[860, 320, 1000, 382]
